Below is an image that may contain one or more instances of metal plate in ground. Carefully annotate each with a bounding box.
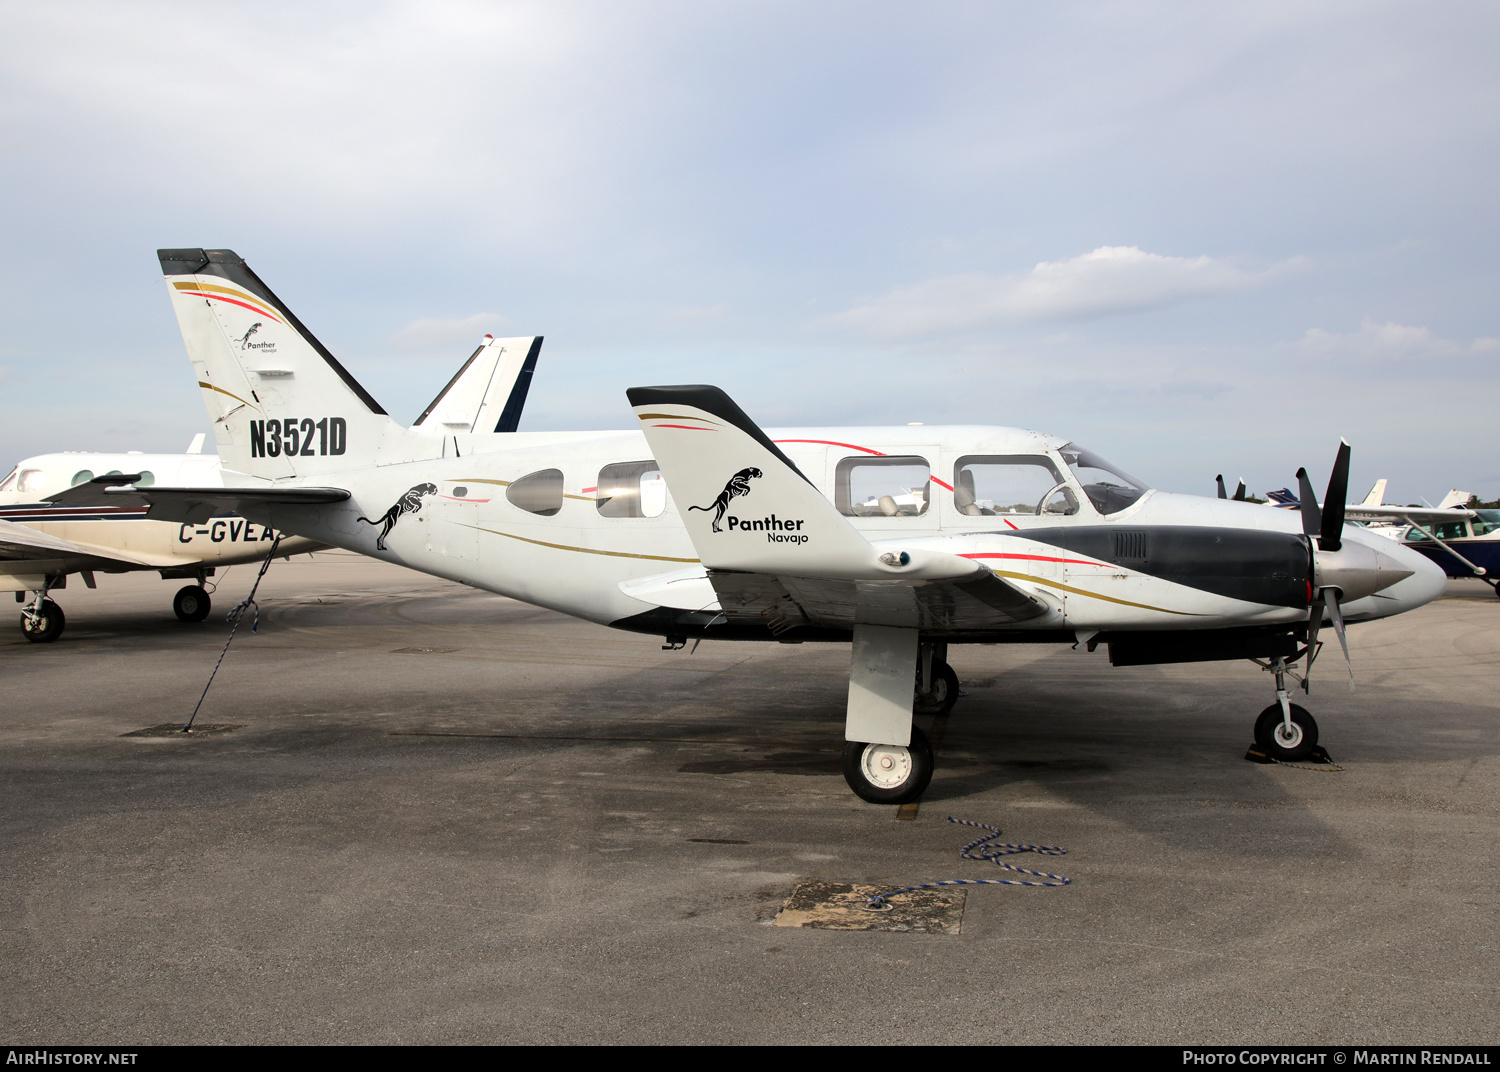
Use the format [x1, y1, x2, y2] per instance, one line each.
[121, 724, 243, 738]
[773, 881, 964, 934]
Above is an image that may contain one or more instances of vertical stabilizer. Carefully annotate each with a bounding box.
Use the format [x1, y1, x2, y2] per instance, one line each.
[158, 248, 399, 478]
[1437, 488, 1473, 510]
[413, 335, 543, 434]
[1359, 479, 1388, 507]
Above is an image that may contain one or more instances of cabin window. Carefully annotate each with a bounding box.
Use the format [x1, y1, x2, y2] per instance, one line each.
[136, 471, 155, 487]
[16, 469, 45, 493]
[1474, 511, 1500, 536]
[505, 469, 564, 516]
[71, 470, 94, 486]
[1059, 443, 1149, 515]
[952, 455, 1075, 516]
[597, 461, 667, 518]
[835, 456, 930, 517]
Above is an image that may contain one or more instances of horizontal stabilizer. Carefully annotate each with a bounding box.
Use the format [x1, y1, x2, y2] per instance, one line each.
[46, 477, 348, 526]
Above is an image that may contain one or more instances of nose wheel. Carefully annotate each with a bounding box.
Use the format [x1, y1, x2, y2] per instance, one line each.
[1253, 702, 1318, 761]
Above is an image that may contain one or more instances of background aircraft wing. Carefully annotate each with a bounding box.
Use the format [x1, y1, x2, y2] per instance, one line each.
[1345, 505, 1474, 523]
[0, 518, 168, 574]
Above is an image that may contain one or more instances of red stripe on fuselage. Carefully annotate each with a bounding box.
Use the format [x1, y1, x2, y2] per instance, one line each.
[773, 439, 884, 455]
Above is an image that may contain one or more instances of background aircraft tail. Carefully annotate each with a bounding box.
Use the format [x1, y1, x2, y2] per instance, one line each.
[159, 248, 402, 479]
[412, 335, 543, 434]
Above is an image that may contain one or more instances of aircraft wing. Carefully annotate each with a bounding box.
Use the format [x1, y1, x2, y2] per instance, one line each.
[626, 384, 1049, 632]
[1345, 505, 1474, 523]
[0, 518, 169, 574]
[45, 476, 349, 526]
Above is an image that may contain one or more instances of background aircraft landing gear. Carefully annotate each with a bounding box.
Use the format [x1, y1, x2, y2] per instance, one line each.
[21, 598, 65, 643]
[1254, 703, 1318, 761]
[842, 725, 933, 804]
[173, 585, 212, 623]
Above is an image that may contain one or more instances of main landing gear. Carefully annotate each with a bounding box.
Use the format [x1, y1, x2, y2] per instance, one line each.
[173, 585, 212, 622]
[842, 631, 955, 804]
[1251, 656, 1320, 762]
[20, 596, 65, 643]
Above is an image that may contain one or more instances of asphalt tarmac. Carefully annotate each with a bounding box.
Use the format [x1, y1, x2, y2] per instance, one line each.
[3, 553, 1497, 1045]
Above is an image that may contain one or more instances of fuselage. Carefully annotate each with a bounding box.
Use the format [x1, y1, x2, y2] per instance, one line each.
[220, 423, 1447, 640]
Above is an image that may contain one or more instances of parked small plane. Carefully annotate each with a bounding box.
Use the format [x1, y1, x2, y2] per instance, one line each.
[2, 331, 544, 641]
[54, 248, 1448, 804]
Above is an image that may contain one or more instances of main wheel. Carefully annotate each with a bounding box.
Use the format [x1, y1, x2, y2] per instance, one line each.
[842, 725, 934, 805]
[1253, 703, 1318, 762]
[20, 599, 65, 643]
[173, 585, 212, 623]
[913, 661, 960, 717]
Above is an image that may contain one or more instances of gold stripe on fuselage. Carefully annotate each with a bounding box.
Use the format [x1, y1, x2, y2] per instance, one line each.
[470, 525, 699, 563]
[987, 569, 1207, 616]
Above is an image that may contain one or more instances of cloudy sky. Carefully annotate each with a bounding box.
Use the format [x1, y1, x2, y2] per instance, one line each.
[2, 1, 1497, 502]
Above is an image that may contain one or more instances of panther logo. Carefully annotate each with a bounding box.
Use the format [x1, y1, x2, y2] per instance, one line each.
[689, 467, 762, 533]
[358, 483, 438, 550]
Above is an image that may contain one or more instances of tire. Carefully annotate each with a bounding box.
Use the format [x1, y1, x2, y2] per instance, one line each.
[913, 661, 960, 717]
[173, 585, 212, 623]
[1253, 703, 1318, 762]
[842, 724, 934, 805]
[20, 599, 65, 643]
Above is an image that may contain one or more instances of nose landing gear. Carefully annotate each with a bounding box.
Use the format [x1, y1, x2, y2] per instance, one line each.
[1250, 656, 1321, 762]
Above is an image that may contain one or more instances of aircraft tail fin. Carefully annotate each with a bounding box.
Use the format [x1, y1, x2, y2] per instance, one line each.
[1359, 478, 1388, 507]
[1436, 488, 1473, 510]
[159, 248, 399, 478]
[413, 335, 543, 434]
[628, 385, 972, 582]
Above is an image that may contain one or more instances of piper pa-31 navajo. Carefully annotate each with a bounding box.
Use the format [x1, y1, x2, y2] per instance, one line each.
[57, 248, 1447, 805]
[4, 331, 544, 641]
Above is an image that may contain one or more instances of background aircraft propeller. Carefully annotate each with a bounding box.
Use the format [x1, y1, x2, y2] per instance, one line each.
[1215, 475, 1248, 501]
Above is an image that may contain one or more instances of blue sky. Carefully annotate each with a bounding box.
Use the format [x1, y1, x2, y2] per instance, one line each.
[3, 1, 1497, 503]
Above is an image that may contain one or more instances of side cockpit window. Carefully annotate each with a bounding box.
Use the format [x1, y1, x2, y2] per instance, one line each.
[953, 455, 1077, 516]
[1059, 443, 1149, 515]
[835, 456, 930, 516]
[506, 469, 564, 516]
[16, 469, 46, 494]
[597, 461, 667, 518]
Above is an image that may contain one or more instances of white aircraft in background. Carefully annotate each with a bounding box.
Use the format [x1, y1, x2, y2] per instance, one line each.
[2, 331, 544, 641]
[59, 248, 1447, 806]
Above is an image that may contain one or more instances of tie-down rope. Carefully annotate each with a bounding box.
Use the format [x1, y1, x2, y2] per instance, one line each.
[182, 535, 281, 732]
[866, 816, 1070, 909]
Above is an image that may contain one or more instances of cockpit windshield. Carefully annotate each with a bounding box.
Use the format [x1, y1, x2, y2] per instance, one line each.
[1058, 443, 1150, 515]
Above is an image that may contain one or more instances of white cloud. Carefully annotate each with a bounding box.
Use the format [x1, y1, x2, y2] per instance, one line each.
[832, 246, 1281, 338]
[1299, 319, 1500, 362]
[391, 313, 510, 353]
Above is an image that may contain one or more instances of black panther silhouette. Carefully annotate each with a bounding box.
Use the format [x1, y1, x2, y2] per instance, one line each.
[358, 483, 438, 550]
[689, 467, 762, 532]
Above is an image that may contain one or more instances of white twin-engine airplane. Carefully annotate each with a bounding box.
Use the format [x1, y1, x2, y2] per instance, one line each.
[57, 248, 1447, 805]
[4, 328, 545, 641]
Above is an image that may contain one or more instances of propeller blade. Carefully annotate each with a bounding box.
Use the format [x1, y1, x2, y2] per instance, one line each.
[1216, 474, 1227, 499]
[1303, 598, 1325, 692]
[1234, 479, 1247, 502]
[1321, 440, 1351, 552]
[1325, 589, 1354, 688]
[1296, 467, 1322, 538]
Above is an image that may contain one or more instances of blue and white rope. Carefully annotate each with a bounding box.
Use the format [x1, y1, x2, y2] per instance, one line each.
[182, 535, 281, 732]
[867, 816, 1070, 908]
